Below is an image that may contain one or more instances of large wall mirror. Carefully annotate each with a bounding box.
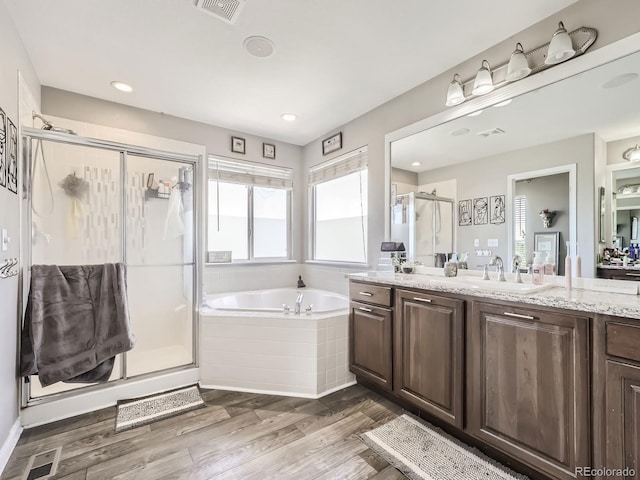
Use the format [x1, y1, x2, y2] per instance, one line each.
[385, 37, 640, 278]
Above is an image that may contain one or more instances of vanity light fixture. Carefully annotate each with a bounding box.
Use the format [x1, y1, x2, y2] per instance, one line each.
[111, 81, 133, 93]
[445, 74, 465, 106]
[506, 43, 531, 81]
[472, 61, 494, 96]
[545, 22, 576, 65]
[281, 113, 297, 122]
[623, 145, 640, 162]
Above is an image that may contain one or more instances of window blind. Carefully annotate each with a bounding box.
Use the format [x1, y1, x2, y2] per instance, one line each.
[514, 194, 527, 258]
[208, 156, 293, 189]
[308, 147, 368, 185]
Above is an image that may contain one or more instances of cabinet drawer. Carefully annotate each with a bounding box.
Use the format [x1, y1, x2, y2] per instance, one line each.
[349, 282, 392, 307]
[607, 322, 640, 362]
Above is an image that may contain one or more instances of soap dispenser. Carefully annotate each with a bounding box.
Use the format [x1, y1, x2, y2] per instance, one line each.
[543, 251, 556, 276]
[444, 253, 458, 277]
[531, 251, 544, 285]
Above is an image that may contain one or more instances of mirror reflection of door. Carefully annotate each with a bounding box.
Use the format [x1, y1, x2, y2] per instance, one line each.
[515, 173, 569, 275]
[612, 170, 640, 249]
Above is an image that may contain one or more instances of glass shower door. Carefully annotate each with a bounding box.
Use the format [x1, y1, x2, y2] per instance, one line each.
[28, 140, 124, 398]
[124, 155, 195, 377]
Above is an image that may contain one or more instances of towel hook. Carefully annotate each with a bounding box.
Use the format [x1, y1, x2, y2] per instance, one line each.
[0, 258, 19, 279]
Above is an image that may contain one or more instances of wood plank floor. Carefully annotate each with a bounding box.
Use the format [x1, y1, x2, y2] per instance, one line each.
[1, 384, 407, 480]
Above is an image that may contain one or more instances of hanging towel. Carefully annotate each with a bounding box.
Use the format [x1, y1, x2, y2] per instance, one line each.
[163, 187, 185, 240]
[20, 263, 135, 387]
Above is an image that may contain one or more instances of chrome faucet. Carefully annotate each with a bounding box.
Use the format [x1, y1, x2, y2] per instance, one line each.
[512, 255, 523, 283]
[489, 256, 506, 282]
[294, 293, 304, 314]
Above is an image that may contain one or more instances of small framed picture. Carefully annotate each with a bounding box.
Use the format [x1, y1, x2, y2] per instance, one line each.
[263, 143, 276, 159]
[322, 132, 342, 156]
[231, 136, 246, 154]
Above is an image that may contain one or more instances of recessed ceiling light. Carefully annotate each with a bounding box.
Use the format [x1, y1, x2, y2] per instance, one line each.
[493, 99, 513, 107]
[111, 81, 133, 93]
[281, 113, 297, 122]
[244, 36, 275, 58]
[467, 110, 483, 117]
[602, 73, 639, 89]
[411, 161, 422, 166]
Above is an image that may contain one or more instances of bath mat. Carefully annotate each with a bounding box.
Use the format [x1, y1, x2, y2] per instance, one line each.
[115, 385, 205, 432]
[359, 414, 528, 480]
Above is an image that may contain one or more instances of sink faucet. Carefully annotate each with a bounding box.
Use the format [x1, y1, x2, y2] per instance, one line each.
[295, 293, 304, 314]
[512, 255, 523, 283]
[489, 256, 506, 282]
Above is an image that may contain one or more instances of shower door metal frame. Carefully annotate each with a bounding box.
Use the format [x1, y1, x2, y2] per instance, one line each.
[19, 127, 203, 407]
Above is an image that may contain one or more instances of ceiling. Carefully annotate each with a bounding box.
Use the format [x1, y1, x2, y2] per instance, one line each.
[391, 49, 640, 172]
[5, 0, 577, 146]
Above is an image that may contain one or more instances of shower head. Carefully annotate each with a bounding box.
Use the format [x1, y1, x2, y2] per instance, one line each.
[32, 112, 76, 135]
[33, 112, 53, 130]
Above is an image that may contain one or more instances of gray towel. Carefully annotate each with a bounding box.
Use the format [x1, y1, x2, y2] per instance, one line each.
[21, 263, 135, 387]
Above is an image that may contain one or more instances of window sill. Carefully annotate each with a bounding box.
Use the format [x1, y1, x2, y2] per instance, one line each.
[205, 260, 298, 268]
[304, 260, 369, 270]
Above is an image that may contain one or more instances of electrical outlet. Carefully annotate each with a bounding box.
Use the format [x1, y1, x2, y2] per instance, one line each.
[488, 238, 499, 247]
[474, 238, 480, 247]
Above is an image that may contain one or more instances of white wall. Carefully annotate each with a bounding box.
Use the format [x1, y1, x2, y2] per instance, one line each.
[301, 0, 640, 276]
[0, 0, 40, 467]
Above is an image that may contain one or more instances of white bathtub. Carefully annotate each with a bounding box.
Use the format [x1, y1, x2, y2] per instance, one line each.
[200, 288, 355, 398]
[206, 287, 347, 313]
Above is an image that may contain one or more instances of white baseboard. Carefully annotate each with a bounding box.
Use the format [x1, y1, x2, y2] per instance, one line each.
[0, 419, 23, 476]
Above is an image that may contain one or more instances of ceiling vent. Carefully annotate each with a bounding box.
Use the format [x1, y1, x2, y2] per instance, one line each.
[196, 0, 246, 25]
[477, 127, 506, 137]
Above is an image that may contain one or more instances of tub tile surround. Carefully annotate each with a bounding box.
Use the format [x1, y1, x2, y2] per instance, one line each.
[350, 271, 640, 320]
[200, 312, 355, 397]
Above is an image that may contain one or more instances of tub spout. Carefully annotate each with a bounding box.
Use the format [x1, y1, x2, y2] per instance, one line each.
[295, 293, 304, 314]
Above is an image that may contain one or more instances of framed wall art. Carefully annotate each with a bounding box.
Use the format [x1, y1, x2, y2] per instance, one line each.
[0, 107, 6, 189]
[231, 136, 246, 154]
[322, 132, 342, 156]
[458, 199, 472, 226]
[6, 117, 17, 194]
[473, 197, 488, 225]
[490, 195, 505, 224]
[263, 143, 276, 159]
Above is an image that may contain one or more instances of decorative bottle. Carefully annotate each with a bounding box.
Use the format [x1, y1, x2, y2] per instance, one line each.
[565, 241, 572, 290]
[531, 251, 544, 285]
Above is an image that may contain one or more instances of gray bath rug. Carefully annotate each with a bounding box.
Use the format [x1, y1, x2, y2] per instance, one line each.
[360, 414, 528, 480]
[115, 385, 205, 432]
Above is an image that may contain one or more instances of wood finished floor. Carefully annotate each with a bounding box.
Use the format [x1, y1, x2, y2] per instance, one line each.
[1, 384, 407, 480]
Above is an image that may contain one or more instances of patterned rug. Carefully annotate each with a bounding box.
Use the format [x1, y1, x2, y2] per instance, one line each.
[115, 385, 206, 432]
[360, 414, 528, 480]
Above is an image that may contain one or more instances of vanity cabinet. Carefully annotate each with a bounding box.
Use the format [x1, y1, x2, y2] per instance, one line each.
[349, 281, 393, 391]
[597, 266, 640, 282]
[594, 316, 640, 478]
[394, 288, 464, 428]
[468, 301, 591, 480]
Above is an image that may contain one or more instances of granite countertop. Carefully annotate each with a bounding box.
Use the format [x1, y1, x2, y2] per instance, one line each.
[349, 272, 640, 320]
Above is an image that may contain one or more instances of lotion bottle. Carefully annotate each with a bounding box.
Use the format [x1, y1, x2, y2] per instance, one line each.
[575, 243, 582, 278]
[531, 251, 544, 285]
[543, 251, 556, 276]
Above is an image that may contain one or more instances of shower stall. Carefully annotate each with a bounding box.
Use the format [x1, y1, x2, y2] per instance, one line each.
[20, 125, 201, 415]
[391, 191, 455, 266]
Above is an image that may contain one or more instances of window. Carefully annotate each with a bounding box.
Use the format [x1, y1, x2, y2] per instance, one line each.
[310, 147, 368, 263]
[208, 156, 292, 261]
[514, 194, 527, 260]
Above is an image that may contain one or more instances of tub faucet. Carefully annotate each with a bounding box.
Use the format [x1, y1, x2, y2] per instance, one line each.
[489, 256, 506, 282]
[295, 293, 304, 314]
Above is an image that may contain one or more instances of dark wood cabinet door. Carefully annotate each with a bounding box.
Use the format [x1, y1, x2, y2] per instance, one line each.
[606, 360, 640, 479]
[394, 289, 464, 428]
[349, 301, 393, 390]
[468, 301, 590, 480]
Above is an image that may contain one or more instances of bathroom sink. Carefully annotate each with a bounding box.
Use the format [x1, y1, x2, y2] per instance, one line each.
[429, 276, 555, 294]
